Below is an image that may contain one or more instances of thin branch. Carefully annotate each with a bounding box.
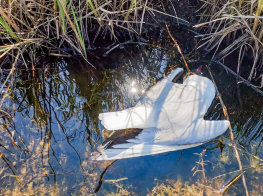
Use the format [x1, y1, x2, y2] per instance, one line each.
[165, 23, 190, 73]
[206, 65, 249, 196]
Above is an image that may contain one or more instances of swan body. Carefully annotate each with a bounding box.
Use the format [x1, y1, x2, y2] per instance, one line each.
[92, 68, 230, 160]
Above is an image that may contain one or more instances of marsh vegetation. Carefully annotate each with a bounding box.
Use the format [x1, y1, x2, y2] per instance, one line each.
[196, 0, 263, 87]
[0, 0, 263, 195]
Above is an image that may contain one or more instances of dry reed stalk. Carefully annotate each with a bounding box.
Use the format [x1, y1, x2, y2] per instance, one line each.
[252, 0, 263, 35]
[206, 65, 249, 196]
[215, 61, 263, 95]
[197, 0, 263, 87]
[165, 23, 190, 73]
[0, 0, 185, 67]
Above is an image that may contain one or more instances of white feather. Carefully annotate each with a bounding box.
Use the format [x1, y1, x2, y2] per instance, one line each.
[96, 143, 202, 160]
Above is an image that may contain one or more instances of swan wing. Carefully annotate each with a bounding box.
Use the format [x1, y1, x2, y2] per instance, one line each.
[172, 119, 230, 145]
[127, 119, 229, 145]
[91, 118, 229, 160]
[99, 75, 216, 131]
[98, 68, 184, 130]
[99, 106, 156, 130]
[94, 143, 202, 160]
[148, 75, 216, 130]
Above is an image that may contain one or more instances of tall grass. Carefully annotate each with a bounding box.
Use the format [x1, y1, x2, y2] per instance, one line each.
[0, 0, 181, 62]
[0, 15, 18, 42]
[196, 0, 263, 87]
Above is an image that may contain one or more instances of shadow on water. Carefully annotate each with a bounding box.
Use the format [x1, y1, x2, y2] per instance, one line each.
[0, 27, 263, 195]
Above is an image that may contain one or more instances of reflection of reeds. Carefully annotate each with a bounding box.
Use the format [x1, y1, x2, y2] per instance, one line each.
[0, 46, 169, 194]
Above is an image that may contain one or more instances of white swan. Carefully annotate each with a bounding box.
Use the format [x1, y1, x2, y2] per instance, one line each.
[91, 67, 230, 160]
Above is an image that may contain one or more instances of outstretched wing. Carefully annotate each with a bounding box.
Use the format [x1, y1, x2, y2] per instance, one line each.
[91, 119, 229, 160]
[99, 106, 156, 130]
[127, 119, 230, 145]
[98, 67, 184, 131]
[143, 74, 217, 131]
[99, 74, 217, 131]
[95, 143, 201, 160]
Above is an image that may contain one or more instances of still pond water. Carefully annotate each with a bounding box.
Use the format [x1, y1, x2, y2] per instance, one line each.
[0, 27, 263, 195]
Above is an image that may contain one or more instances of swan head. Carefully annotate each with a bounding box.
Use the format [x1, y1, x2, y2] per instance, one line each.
[183, 65, 204, 81]
[190, 65, 204, 76]
[196, 65, 203, 75]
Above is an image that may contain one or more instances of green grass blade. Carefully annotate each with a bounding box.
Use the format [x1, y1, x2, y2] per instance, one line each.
[56, 0, 85, 57]
[0, 16, 20, 42]
[86, 0, 99, 17]
[124, 0, 136, 22]
[56, 0, 67, 34]
[71, 5, 86, 58]
[0, 47, 11, 53]
[86, 0, 102, 25]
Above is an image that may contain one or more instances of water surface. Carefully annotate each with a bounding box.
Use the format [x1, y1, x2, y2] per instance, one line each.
[0, 27, 263, 195]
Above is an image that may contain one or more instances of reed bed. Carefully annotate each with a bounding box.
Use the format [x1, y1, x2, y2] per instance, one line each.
[0, 0, 184, 110]
[195, 0, 263, 87]
[0, 0, 179, 61]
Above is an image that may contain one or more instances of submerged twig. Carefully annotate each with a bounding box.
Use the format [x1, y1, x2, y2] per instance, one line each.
[206, 65, 249, 196]
[104, 177, 128, 183]
[198, 172, 243, 195]
[94, 160, 117, 193]
[211, 163, 263, 181]
[193, 149, 207, 183]
[219, 173, 242, 194]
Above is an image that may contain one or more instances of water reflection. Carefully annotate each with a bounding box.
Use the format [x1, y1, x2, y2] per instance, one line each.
[0, 41, 263, 195]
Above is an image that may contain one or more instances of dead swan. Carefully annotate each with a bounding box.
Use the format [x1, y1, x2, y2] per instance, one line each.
[91, 67, 230, 160]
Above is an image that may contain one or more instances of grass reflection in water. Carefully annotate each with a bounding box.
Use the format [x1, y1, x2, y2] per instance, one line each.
[0, 44, 263, 195]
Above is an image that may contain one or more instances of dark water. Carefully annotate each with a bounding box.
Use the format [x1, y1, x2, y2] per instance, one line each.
[0, 27, 263, 195]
